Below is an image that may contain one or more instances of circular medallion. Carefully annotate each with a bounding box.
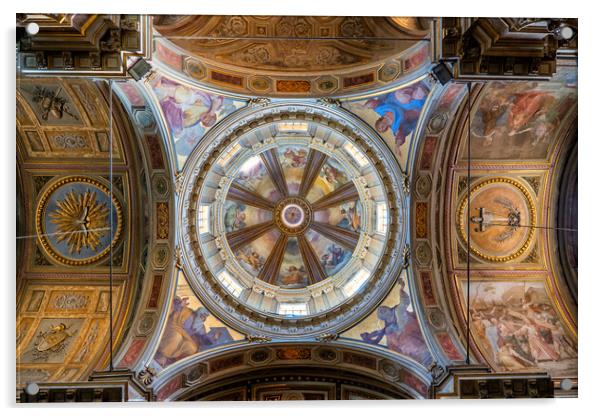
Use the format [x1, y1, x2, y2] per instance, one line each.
[35, 176, 123, 266]
[274, 197, 311, 235]
[179, 102, 407, 337]
[457, 177, 536, 262]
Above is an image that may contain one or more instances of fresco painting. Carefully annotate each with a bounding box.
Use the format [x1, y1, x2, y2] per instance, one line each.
[468, 67, 577, 160]
[343, 272, 433, 367]
[154, 271, 243, 368]
[462, 280, 577, 377]
[343, 81, 430, 161]
[437, 82, 466, 112]
[233, 155, 280, 202]
[305, 229, 352, 276]
[278, 145, 309, 169]
[223, 201, 272, 233]
[313, 200, 362, 232]
[277, 145, 309, 194]
[13, 12, 581, 402]
[233, 229, 280, 277]
[150, 76, 245, 168]
[276, 238, 309, 288]
[307, 157, 350, 202]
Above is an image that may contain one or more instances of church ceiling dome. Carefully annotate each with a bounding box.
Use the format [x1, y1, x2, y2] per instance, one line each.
[178, 101, 409, 337]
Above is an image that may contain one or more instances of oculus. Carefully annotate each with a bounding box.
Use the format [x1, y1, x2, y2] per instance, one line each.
[179, 102, 408, 337]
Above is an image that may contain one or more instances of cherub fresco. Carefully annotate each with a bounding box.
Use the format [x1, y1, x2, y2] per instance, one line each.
[155, 296, 234, 367]
[235, 246, 265, 274]
[360, 280, 432, 366]
[362, 83, 429, 150]
[224, 203, 247, 232]
[321, 162, 348, 187]
[281, 147, 308, 168]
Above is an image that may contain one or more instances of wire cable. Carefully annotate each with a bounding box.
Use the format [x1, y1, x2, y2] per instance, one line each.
[466, 81, 472, 365]
[108, 80, 114, 372]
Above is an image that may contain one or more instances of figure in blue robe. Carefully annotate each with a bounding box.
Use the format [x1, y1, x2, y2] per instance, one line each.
[365, 84, 428, 146]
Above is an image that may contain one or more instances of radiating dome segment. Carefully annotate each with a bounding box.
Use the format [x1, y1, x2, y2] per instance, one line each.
[179, 102, 408, 337]
[224, 144, 360, 290]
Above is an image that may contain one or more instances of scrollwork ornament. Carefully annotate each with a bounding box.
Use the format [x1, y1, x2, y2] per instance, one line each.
[246, 334, 272, 343]
[174, 172, 184, 196]
[137, 366, 157, 386]
[315, 333, 338, 342]
[248, 97, 271, 107]
[174, 245, 183, 269]
[401, 243, 411, 270]
[428, 361, 446, 384]
[317, 97, 342, 107]
[401, 172, 411, 194]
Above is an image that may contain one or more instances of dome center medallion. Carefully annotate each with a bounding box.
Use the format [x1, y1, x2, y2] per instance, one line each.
[274, 197, 311, 235]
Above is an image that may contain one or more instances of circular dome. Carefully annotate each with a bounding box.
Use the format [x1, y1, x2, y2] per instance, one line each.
[179, 102, 407, 337]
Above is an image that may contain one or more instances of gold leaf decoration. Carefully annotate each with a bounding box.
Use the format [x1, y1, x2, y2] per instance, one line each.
[48, 189, 109, 254]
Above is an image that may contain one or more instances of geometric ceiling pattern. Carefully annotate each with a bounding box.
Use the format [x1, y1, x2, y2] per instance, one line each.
[152, 16, 431, 97]
[15, 14, 578, 402]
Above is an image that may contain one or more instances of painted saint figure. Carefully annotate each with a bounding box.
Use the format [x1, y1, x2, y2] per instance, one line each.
[154, 77, 224, 134]
[336, 201, 361, 232]
[151, 76, 239, 161]
[155, 296, 234, 367]
[360, 280, 432, 366]
[224, 203, 247, 232]
[280, 265, 307, 286]
[363, 83, 428, 149]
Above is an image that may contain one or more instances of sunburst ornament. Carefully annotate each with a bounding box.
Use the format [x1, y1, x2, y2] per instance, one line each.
[48, 189, 109, 254]
[36, 176, 123, 266]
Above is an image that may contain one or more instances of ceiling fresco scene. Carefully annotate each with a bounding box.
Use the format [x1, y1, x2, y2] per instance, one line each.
[14, 14, 578, 403]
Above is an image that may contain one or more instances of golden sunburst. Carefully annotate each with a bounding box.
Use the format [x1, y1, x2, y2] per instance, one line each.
[48, 189, 110, 254]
